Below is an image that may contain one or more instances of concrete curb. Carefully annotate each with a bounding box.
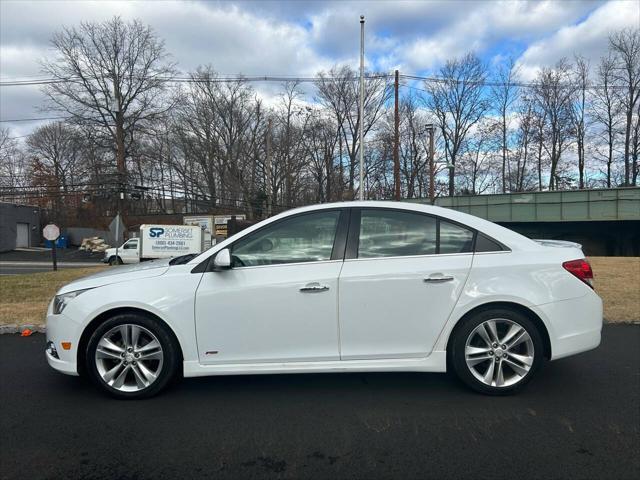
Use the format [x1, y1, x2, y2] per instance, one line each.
[0, 324, 46, 334]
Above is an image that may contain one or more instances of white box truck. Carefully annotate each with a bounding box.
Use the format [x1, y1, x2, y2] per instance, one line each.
[103, 224, 205, 265]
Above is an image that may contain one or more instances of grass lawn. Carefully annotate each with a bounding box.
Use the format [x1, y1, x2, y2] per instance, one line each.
[0, 267, 107, 327]
[590, 257, 640, 323]
[0, 258, 637, 328]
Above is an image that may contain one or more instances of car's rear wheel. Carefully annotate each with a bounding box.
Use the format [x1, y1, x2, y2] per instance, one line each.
[450, 308, 544, 395]
[85, 314, 179, 399]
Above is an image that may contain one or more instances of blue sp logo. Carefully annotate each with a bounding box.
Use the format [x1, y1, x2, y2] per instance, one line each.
[149, 227, 165, 238]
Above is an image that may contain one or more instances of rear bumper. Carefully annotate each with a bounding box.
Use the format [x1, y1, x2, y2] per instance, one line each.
[535, 290, 603, 360]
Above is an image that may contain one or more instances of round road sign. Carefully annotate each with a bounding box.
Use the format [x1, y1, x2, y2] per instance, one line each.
[43, 224, 60, 241]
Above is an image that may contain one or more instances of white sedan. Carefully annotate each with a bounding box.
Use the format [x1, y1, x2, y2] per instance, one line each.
[45, 201, 602, 398]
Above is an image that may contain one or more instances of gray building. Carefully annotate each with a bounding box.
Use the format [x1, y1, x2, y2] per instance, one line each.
[0, 202, 41, 252]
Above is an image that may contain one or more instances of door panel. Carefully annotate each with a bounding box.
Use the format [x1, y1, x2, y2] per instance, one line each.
[121, 239, 139, 263]
[338, 208, 474, 360]
[195, 262, 342, 364]
[338, 254, 472, 359]
[194, 209, 347, 365]
[16, 223, 29, 248]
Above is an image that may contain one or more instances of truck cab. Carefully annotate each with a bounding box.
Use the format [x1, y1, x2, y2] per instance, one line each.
[103, 238, 139, 265]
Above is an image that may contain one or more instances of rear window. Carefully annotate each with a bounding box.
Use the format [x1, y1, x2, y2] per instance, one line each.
[475, 233, 505, 252]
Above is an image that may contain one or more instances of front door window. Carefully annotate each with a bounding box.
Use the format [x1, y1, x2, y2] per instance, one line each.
[231, 211, 341, 267]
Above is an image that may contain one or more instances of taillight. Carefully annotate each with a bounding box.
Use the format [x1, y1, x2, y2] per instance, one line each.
[562, 259, 594, 288]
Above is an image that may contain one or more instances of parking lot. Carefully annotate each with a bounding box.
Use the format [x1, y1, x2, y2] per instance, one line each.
[1, 325, 638, 480]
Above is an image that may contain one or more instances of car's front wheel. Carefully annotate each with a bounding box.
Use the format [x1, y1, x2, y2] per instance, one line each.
[108, 256, 123, 266]
[85, 314, 179, 399]
[450, 308, 544, 395]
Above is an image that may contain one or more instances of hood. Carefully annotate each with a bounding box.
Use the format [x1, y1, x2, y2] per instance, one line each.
[57, 258, 172, 294]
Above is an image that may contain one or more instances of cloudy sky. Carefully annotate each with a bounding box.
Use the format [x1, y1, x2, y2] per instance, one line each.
[1, 0, 638, 137]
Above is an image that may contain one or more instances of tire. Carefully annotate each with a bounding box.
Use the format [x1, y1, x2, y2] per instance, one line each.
[108, 256, 123, 266]
[85, 313, 179, 399]
[450, 308, 544, 395]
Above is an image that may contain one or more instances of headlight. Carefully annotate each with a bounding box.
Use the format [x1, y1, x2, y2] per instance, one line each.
[53, 288, 92, 315]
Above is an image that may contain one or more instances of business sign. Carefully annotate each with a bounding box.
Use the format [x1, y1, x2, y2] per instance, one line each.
[213, 215, 246, 237]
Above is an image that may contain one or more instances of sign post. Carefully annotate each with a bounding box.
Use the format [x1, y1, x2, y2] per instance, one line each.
[43, 224, 60, 271]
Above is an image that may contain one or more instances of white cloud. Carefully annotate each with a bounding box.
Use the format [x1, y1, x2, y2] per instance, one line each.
[0, 0, 633, 137]
[399, 0, 600, 72]
[516, 0, 640, 80]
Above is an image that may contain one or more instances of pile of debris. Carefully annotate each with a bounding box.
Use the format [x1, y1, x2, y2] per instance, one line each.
[79, 237, 111, 253]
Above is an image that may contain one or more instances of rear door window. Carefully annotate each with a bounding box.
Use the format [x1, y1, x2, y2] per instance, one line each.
[439, 221, 474, 254]
[357, 210, 437, 258]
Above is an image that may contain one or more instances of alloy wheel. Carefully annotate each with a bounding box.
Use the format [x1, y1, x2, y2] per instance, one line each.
[464, 318, 535, 388]
[94, 323, 164, 392]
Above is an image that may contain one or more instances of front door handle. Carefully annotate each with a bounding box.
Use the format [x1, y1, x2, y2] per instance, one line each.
[424, 274, 455, 283]
[300, 282, 330, 293]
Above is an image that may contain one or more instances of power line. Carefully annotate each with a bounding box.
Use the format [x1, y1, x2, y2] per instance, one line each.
[399, 74, 628, 91]
[0, 72, 627, 90]
[0, 74, 393, 87]
[0, 116, 69, 123]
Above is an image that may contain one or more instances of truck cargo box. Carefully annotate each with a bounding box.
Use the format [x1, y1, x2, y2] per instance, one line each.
[139, 224, 204, 259]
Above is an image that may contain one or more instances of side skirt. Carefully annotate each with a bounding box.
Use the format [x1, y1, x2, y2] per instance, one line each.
[183, 351, 447, 377]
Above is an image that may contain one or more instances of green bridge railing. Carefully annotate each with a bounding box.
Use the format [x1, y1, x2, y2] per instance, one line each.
[409, 187, 640, 223]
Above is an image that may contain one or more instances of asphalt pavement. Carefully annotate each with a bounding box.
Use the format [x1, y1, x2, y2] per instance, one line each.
[0, 249, 103, 275]
[1, 325, 638, 480]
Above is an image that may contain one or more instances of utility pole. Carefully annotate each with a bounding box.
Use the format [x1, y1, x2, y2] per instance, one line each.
[265, 117, 272, 217]
[426, 124, 435, 205]
[358, 15, 365, 201]
[113, 76, 126, 211]
[393, 70, 400, 201]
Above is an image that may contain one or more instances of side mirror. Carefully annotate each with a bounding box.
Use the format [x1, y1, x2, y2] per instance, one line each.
[212, 248, 231, 271]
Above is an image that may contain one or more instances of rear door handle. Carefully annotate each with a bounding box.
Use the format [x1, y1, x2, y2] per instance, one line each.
[299, 282, 330, 293]
[424, 274, 455, 283]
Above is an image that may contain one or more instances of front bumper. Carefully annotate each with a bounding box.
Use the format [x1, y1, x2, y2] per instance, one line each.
[45, 307, 80, 376]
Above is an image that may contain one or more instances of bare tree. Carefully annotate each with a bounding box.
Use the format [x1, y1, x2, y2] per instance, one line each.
[572, 55, 590, 189]
[609, 28, 640, 186]
[315, 65, 391, 198]
[512, 94, 537, 191]
[174, 67, 266, 215]
[274, 82, 312, 206]
[532, 59, 575, 190]
[457, 119, 500, 194]
[491, 58, 520, 192]
[41, 16, 176, 182]
[26, 122, 87, 224]
[424, 53, 489, 196]
[591, 54, 623, 187]
[304, 112, 340, 202]
[0, 128, 28, 190]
